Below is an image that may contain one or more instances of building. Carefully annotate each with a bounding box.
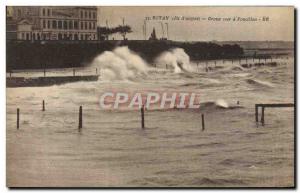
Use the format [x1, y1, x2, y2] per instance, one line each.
[6, 6, 98, 41]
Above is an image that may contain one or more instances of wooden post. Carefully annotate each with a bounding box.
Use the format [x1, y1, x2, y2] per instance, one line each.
[42, 100, 45, 111]
[73, 69, 75, 76]
[261, 107, 265, 125]
[17, 108, 19, 129]
[44, 68, 46, 77]
[79, 106, 82, 131]
[201, 114, 205, 131]
[9, 71, 12, 77]
[255, 104, 258, 122]
[141, 105, 145, 129]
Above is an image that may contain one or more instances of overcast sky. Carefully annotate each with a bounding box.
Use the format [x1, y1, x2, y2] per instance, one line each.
[97, 6, 294, 41]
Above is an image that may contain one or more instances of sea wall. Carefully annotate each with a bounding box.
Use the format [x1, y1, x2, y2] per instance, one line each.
[6, 40, 244, 70]
[6, 75, 99, 87]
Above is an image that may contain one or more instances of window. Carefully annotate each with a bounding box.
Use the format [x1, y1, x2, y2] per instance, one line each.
[17, 9, 21, 17]
[58, 20, 62, 29]
[85, 11, 87, 18]
[52, 20, 57, 29]
[81, 34, 84, 40]
[80, 22, 83, 30]
[42, 9, 45, 16]
[74, 21, 78, 29]
[80, 11, 83, 18]
[43, 20, 46, 28]
[48, 20, 51, 28]
[93, 12, 96, 19]
[89, 11, 91, 18]
[69, 21, 73, 29]
[63, 21, 67, 29]
[92, 22, 95, 29]
[47, 9, 50, 16]
[22, 33, 25, 39]
[89, 22, 91, 30]
[84, 22, 87, 30]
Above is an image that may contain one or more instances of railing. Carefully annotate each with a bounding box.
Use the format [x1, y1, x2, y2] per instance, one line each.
[255, 103, 294, 125]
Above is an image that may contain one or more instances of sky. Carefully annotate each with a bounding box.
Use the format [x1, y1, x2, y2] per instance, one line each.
[97, 6, 294, 41]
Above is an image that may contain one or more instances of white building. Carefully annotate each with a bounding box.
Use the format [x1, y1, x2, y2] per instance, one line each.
[7, 6, 98, 41]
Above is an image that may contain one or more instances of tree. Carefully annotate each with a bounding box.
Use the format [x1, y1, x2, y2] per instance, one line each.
[115, 25, 132, 40]
[97, 26, 114, 40]
[97, 25, 132, 40]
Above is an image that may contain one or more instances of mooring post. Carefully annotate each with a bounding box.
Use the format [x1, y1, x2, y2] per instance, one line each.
[17, 108, 19, 129]
[141, 105, 145, 129]
[201, 114, 205, 131]
[79, 106, 82, 131]
[261, 106, 265, 125]
[9, 71, 12, 78]
[73, 69, 75, 76]
[44, 68, 46, 77]
[42, 100, 45, 111]
[255, 104, 258, 122]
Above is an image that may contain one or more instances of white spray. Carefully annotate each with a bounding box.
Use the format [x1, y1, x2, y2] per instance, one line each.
[90, 46, 148, 81]
[155, 48, 193, 73]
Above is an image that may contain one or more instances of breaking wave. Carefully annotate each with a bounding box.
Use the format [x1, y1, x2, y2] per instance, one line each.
[90, 46, 148, 81]
[246, 78, 274, 88]
[155, 48, 194, 73]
